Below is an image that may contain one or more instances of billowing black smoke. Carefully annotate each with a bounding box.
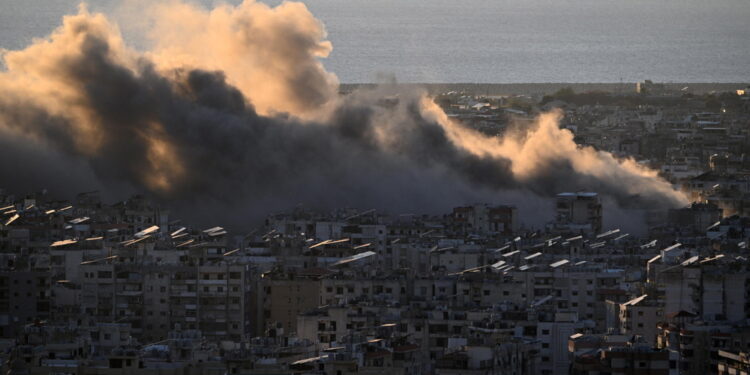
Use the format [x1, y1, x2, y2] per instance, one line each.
[0, 3, 686, 231]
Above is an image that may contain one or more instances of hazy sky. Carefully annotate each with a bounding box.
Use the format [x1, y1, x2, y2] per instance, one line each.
[1, 0, 749, 82]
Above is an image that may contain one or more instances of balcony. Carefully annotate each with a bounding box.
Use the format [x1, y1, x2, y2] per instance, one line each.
[198, 280, 227, 285]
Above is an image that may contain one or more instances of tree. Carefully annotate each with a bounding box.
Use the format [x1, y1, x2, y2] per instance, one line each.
[553, 87, 575, 99]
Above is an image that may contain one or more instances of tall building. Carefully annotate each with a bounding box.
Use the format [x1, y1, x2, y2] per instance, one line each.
[449, 204, 518, 236]
[551, 193, 603, 234]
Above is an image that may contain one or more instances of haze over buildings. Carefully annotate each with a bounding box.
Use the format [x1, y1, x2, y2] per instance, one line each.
[0, 0, 690, 230]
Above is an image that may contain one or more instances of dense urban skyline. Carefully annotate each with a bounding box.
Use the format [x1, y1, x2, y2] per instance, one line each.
[0, 1, 748, 374]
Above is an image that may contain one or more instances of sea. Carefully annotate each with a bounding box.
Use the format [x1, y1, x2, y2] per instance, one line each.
[1, 0, 749, 84]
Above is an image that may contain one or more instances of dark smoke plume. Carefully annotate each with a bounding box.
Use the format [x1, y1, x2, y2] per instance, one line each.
[0, 3, 687, 230]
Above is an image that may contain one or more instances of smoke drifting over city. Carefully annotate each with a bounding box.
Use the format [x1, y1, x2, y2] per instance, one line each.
[0, 1, 687, 228]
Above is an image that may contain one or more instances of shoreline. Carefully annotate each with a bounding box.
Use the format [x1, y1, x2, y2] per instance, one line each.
[340, 82, 748, 96]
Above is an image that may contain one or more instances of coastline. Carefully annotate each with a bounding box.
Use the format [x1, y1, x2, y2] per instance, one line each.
[340, 82, 748, 96]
